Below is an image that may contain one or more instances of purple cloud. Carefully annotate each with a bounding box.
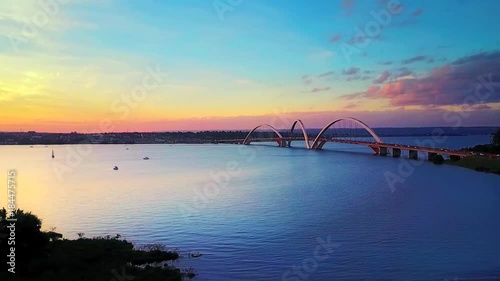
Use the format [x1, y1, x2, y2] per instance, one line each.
[330, 34, 342, 43]
[305, 87, 331, 93]
[341, 0, 356, 15]
[341, 50, 500, 107]
[401, 55, 433, 64]
[342, 67, 360, 75]
[373, 71, 391, 84]
[413, 8, 424, 16]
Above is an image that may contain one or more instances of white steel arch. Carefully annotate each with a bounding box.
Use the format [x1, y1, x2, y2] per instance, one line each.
[311, 117, 382, 149]
[243, 124, 284, 145]
[290, 119, 311, 149]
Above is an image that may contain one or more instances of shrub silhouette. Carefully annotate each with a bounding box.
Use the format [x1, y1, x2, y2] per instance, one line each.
[0, 208, 195, 280]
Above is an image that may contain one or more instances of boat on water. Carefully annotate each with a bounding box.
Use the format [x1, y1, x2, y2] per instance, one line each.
[52, 149, 55, 159]
[113, 166, 119, 170]
[143, 157, 150, 160]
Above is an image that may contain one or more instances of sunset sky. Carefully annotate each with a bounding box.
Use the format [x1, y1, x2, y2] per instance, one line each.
[0, 0, 499, 132]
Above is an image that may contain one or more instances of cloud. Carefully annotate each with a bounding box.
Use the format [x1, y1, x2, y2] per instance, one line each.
[401, 55, 433, 64]
[343, 103, 357, 109]
[342, 85, 380, 99]
[303, 87, 331, 93]
[348, 34, 382, 46]
[346, 75, 371, 81]
[318, 71, 335, 78]
[452, 51, 500, 65]
[330, 34, 342, 43]
[341, 0, 356, 15]
[413, 8, 424, 16]
[122, 108, 500, 131]
[373, 71, 391, 84]
[395, 18, 418, 27]
[342, 50, 500, 107]
[342, 67, 360, 75]
[395, 68, 414, 78]
[302, 75, 313, 84]
[379, 61, 393, 65]
[470, 104, 492, 110]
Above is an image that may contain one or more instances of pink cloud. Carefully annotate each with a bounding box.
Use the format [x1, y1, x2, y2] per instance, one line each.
[342, 67, 360, 75]
[366, 86, 381, 97]
[341, 51, 500, 107]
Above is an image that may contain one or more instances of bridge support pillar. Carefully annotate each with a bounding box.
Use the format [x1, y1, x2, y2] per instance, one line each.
[427, 152, 437, 161]
[450, 155, 461, 161]
[409, 150, 418, 160]
[392, 148, 401, 158]
[379, 147, 389, 156]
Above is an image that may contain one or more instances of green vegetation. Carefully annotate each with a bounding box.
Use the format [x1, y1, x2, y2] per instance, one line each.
[432, 154, 445, 165]
[447, 129, 500, 174]
[462, 128, 500, 154]
[0, 209, 196, 280]
[445, 156, 500, 175]
[493, 128, 500, 146]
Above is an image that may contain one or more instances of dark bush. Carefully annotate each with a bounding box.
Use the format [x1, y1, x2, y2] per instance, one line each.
[475, 166, 490, 172]
[432, 155, 445, 165]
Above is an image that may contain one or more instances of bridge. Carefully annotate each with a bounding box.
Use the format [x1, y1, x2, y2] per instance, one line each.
[217, 117, 497, 161]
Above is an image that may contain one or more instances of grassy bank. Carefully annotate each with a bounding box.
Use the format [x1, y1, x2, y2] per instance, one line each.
[445, 156, 500, 175]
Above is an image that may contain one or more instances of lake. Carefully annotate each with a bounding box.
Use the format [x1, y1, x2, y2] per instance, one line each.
[1, 135, 500, 280]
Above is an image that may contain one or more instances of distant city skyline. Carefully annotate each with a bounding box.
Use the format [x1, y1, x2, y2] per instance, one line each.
[1, 0, 499, 132]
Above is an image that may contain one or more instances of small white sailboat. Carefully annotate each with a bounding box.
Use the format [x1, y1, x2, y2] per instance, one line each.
[51, 149, 55, 159]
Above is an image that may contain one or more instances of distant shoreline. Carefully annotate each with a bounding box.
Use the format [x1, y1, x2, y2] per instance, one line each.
[0, 129, 494, 146]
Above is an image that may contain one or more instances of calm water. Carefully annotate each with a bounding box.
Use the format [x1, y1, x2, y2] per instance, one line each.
[1, 135, 500, 280]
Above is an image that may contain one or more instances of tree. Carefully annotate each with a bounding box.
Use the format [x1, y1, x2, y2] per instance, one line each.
[492, 128, 500, 146]
[432, 155, 445, 165]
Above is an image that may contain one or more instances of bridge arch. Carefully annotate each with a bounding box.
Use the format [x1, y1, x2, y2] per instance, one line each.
[243, 124, 284, 145]
[290, 119, 311, 149]
[311, 117, 382, 149]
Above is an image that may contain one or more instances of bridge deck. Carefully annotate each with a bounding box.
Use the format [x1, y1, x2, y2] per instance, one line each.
[217, 137, 499, 158]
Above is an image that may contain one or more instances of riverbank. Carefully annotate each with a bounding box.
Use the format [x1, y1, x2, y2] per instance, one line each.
[445, 156, 500, 175]
[0, 209, 196, 280]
